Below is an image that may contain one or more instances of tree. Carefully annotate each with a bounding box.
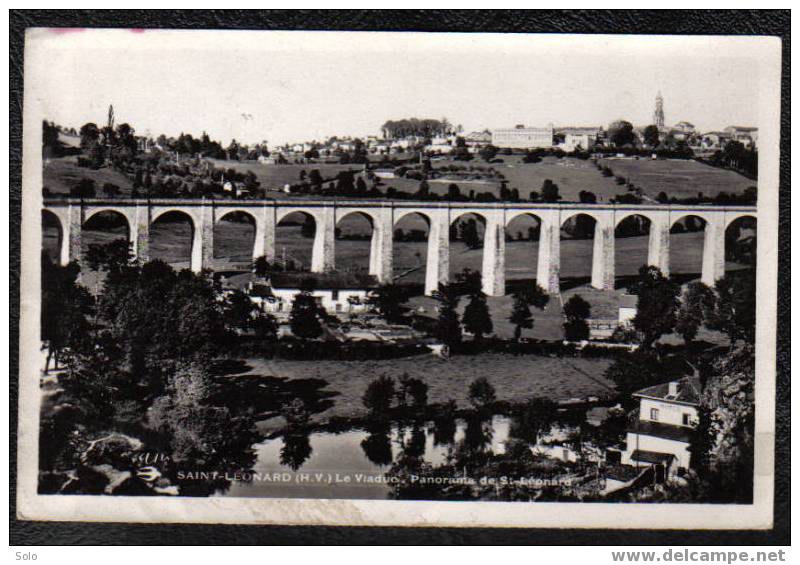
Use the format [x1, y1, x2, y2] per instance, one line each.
[608, 120, 636, 147]
[460, 219, 481, 249]
[479, 144, 499, 162]
[300, 215, 315, 238]
[41, 255, 93, 372]
[447, 183, 462, 200]
[252, 255, 271, 277]
[509, 285, 549, 341]
[631, 266, 680, 349]
[563, 294, 591, 341]
[223, 289, 257, 333]
[396, 373, 429, 409]
[102, 182, 121, 197]
[540, 179, 560, 203]
[148, 362, 256, 467]
[71, 178, 96, 198]
[79, 122, 100, 152]
[252, 310, 278, 340]
[84, 239, 133, 274]
[308, 169, 324, 190]
[704, 271, 756, 347]
[366, 284, 408, 324]
[604, 349, 669, 397]
[643, 125, 661, 148]
[463, 292, 493, 341]
[96, 260, 228, 382]
[433, 283, 462, 348]
[451, 137, 472, 161]
[362, 375, 396, 417]
[289, 288, 325, 339]
[468, 377, 496, 410]
[675, 282, 715, 346]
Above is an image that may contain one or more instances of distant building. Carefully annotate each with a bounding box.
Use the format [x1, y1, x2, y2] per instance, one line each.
[673, 121, 695, 134]
[463, 130, 492, 149]
[700, 131, 732, 149]
[653, 92, 665, 128]
[561, 133, 594, 152]
[724, 126, 758, 148]
[621, 376, 701, 474]
[492, 124, 554, 149]
[237, 273, 375, 315]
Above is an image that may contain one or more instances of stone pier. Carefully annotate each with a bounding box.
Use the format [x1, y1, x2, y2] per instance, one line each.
[311, 206, 336, 273]
[590, 212, 615, 291]
[481, 211, 506, 296]
[425, 210, 450, 295]
[701, 219, 726, 286]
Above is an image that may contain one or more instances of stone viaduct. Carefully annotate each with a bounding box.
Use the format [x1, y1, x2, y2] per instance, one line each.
[42, 197, 757, 296]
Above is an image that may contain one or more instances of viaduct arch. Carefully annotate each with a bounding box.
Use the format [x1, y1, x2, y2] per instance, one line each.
[42, 198, 756, 296]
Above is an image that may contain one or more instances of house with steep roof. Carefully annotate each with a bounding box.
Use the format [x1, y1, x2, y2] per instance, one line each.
[621, 376, 702, 474]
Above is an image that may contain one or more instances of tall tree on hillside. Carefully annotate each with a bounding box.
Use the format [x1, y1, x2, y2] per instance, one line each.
[509, 285, 549, 341]
[462, 272, 492, 342]
[675, 282, 716, 347]
[433, 283, 462, 348]
[79, 123, 100, 151]
[704, 270, 756, 348]
[631, 265, 680, 349]
[41, 254, 93, 372]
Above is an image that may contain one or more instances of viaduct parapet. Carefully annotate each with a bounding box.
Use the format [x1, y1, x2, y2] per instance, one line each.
[42, 198, 757, 296]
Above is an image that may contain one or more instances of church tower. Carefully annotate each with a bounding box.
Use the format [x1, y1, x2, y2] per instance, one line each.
[653, 92, 665, 128]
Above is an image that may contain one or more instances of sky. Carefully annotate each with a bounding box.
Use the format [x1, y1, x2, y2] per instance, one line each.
[28, 29, 764, 147]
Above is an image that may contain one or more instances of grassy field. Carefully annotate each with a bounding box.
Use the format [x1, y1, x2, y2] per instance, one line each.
[597, 157, 756, 199]
[227, 354, 616, 424]
[43, 156, 134, 195]
[43, 152, 755, 204]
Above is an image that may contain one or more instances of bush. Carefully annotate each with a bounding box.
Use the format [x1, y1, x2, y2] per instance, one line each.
[397, 373, 429, 409]
[564, 318, 590, 341]
[280, 398, 311, 429]
[363, 375, 396, 417]
[468, 377, 496, 410]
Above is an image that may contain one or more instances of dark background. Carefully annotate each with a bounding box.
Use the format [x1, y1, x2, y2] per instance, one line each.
[9, 9, 790, 546]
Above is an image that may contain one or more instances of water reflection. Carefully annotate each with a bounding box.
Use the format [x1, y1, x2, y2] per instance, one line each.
[280, 433, 312, 471]
[361, 423, 392, 466]
[219, 415, 511, 499]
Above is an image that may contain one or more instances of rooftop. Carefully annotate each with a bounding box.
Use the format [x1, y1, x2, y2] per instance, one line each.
[627, 420, 693, 443]
[633, 376, 702, 405]
[629, 449, 675, 465]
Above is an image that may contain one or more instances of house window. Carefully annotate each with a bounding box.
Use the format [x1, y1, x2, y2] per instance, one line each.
[335, 303, 342, 313]
[331, 290, 339, 300]
[650, 408, 659, 421]
[682, 413, 692, 426]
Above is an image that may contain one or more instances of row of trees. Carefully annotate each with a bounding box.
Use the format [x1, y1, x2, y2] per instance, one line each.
[380, 117, 457, 139]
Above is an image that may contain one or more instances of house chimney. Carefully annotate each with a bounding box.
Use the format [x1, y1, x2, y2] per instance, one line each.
[668, 381, 679, 397]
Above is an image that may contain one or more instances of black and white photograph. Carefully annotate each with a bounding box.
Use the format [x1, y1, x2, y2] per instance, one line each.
[13, 20, 784, 532]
